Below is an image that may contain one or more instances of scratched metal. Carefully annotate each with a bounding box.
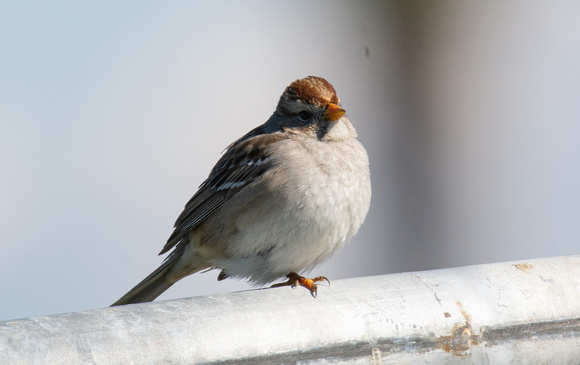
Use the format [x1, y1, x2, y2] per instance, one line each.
[1, 256, 579, 364]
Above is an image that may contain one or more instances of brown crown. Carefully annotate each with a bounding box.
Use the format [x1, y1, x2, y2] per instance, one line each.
[286, 76, 340, 107]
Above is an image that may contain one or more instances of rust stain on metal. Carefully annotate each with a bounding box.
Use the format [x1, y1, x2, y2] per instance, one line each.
[438, 324, 473, 355]
[513, 263, 534, 274]
[436, 301, 480, 356]
[456, 301, 472, 323]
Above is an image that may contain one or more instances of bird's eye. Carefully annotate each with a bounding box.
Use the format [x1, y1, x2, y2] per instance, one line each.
[299, 110, 313, 120]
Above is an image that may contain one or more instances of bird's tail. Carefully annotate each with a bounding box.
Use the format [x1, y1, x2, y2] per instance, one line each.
[111, 258, 177, 306]
[111, 248, 206, 306]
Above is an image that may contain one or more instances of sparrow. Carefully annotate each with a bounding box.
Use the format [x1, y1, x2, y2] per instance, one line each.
[112, 76, 371, 305]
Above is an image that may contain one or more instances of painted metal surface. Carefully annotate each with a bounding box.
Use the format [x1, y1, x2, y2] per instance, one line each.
[1, 256, 579, 364]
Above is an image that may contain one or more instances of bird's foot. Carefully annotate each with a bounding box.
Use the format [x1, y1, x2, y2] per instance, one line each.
[271, 272, 330, 298]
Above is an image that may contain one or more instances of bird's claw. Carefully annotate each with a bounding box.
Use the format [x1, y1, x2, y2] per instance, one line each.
[271, 272, 330, 298]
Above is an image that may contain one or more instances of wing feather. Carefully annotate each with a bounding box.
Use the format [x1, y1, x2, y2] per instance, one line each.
[159, 131, 286, 255]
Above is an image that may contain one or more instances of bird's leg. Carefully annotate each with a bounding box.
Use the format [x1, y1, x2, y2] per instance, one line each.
[271, 272, 330, 298]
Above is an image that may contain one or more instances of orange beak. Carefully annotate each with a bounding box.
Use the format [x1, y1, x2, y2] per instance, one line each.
[324, 103, 346, 121]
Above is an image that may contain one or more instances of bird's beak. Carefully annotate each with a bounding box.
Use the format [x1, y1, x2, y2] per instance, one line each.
[324, 103, 346, 121]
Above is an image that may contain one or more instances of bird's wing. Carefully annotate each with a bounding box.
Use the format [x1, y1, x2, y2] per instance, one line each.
[159, 131, 286, 255]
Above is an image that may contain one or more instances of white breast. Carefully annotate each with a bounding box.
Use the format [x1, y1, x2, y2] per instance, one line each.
[213, 132, 371, 285]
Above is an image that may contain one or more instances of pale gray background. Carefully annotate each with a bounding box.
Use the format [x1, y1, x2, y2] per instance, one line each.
[1, 1, 579, 321]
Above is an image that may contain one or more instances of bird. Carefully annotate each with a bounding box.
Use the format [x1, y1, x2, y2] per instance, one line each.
[111, 76, 371, 306]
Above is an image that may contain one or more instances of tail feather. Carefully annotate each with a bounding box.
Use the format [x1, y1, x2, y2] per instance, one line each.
[111, 259, 177, 306]
[112, 240, 211, 306]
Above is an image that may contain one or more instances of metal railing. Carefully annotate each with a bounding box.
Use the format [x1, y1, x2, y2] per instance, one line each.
[1, 255, 579, 364]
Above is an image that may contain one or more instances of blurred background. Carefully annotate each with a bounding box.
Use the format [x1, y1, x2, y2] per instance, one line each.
[1, 1, 579, 321]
